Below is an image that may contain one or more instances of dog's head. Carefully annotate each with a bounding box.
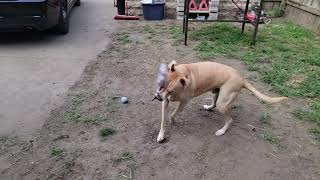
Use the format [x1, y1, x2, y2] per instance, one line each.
[158, 61, 190, 101]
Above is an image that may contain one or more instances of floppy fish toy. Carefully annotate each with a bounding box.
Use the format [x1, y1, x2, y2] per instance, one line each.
[152, 63, 168, 101]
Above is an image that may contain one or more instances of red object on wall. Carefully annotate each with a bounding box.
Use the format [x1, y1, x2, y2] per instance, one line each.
[198, 0, 209, 11]
[189, 0, 198, 11]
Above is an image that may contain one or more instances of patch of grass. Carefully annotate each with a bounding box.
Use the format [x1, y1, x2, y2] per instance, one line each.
[169, 26, 184, 44]
[51, 147, 63, 157]
[262, 133, 280, 146]
[113, 152, 135, 164]
[105, 97, 119, 114]
[188, 22, 320, 98]
[71, 94, 86, 106]
[63, 93, 109, 125]
[143, 25, 155, 34]
[64, 110, 81, 121]
[116, 33, 132, 44]
[310, 127, 320, 141]
[292, 101, 320, 129]
[99, 128, 116, 138]
[81, 116, 108, 125]
[260, 112, 271, 125]
[64, 110, 107, 125]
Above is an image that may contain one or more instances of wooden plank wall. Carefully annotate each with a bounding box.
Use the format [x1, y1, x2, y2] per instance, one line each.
[285, 0, 320, 34]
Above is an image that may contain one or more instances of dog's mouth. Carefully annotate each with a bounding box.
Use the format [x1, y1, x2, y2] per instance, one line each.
[152, 87, 166, 101]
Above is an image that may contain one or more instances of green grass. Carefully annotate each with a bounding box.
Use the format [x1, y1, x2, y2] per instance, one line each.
[177, 21, 320, 141]
[262, 133, 281, 146]
[113, 152, 135, 164]
[260, 112, 271, 125]
[292, 101, 320, 125]
[310, 127, 320, 141]
[143, 24, 155, 34]
[293, 101, 320, 140]
[99, 128, 116, 138]
[189, 22, 320, 98]
[51, 147, 63, 157]
[169, 26, 184, 46]
[64, 110, 107, 125]
[64, 110, 82, 121]
[116, 33, 132, 44]
[63, 93, 109, 125]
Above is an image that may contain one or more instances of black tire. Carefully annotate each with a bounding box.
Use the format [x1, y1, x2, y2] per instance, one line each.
[54, 1, 69, 35]
[75, 0, 81, 6]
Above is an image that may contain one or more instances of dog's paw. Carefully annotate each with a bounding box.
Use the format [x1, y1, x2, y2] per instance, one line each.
[203, 105, 213, 110]
[215, 129, 226, 136]
[157, 129, 165, 143]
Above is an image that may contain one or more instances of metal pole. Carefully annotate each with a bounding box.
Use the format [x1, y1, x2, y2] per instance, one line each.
[188, 19, 250, 23]
[241, 0, 250, 34]
[252, 0, 264, 45]
[184, 0, 190, 46]
[183, 0, 187, 33]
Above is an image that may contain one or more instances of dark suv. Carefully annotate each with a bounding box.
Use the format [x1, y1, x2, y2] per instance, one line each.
[0, 0, 81, 34]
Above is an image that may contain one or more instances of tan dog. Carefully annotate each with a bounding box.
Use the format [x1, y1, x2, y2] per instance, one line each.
[156, 61, 287, 142]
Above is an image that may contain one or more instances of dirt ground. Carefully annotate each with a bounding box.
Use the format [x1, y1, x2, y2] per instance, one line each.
[1, 20, 319, 180]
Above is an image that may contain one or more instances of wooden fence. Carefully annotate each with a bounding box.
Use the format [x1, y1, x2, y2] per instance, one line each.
[284, 0, 320, 34]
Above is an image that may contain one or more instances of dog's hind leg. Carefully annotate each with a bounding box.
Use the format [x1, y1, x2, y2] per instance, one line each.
[170, 100, 188, 124]
[157, 99, 169, 142]
[215, 90, 239, 136]
[215, 109, 233, 136]
[203, 90, 219, 110]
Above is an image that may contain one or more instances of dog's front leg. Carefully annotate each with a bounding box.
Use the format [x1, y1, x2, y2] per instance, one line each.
[157, 98, 169, 142]
[170, 100, 188, 124]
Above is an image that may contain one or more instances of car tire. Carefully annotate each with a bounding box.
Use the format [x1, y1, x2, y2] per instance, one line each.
[75, 0, 81, 6]
[54, 1, 69, 35]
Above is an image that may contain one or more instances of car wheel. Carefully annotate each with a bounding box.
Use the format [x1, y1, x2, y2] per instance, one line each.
[75, 0, 81, 6]
[54, 1, 69, 35]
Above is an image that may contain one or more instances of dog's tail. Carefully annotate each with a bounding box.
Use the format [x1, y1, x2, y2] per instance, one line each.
[244, 80, 288, 104]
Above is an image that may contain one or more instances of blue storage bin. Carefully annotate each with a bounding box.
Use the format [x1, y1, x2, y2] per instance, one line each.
[141, 2, 165, 20]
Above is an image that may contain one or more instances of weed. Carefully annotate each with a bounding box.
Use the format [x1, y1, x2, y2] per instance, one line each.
[81, 116, 108, 125]
[113, 152, 135, 163]
[310, 127, 320, 141]
[143, 25, 155, 34]
[116, 33, 132, 44]
[64, 110, 81, 121]
[262, 133, 280, 146]
[51, 147, 63, 156]
[99, 128, 116, 138]
[260, 112, 271, 125]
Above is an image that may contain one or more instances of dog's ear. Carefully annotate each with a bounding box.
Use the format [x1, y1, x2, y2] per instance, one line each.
[180, 78, 186, 86]
[168, 61, 177, 72]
